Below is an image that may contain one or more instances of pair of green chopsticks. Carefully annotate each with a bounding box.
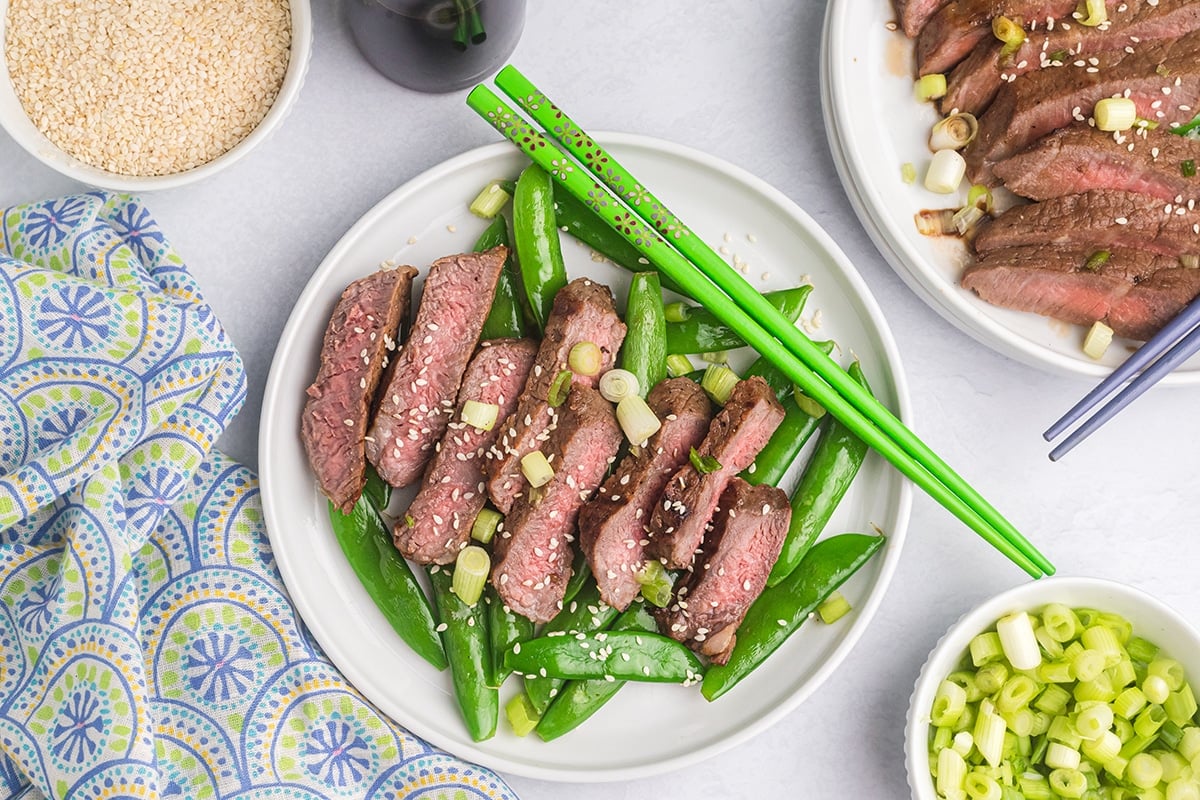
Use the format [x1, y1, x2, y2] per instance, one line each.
[466, 65, 1055, 579]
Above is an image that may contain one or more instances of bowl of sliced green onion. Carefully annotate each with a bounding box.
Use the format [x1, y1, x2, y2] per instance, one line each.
[907, 578, 1200, 800]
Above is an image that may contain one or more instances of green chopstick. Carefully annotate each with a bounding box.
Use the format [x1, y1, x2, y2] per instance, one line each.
[465, 78, 1052, 579]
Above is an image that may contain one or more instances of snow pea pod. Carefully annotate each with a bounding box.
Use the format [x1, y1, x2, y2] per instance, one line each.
[535, 600, 658, 741]
[486, 586, 533, 688]
[621, 272, 667, 396]
[429, 566, 498, 741]
[744, 338, 833, 399]
[701, 532, 885, 701]
[507, 630, 704, 683]
[562, 550, 592, 605]
[327, 495, 446, 671]
[513, 164, 567, 331]
[476, 215, 529, 340]
[523, 578, 619, 714]
[665, 286, 812, 355]
[766, 360, 872, 587]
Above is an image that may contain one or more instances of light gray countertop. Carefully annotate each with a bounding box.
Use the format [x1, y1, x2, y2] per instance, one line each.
[5, 2, 1200, 798]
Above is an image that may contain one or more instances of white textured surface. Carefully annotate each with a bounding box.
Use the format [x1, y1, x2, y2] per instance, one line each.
[3, 1, 1200, 797]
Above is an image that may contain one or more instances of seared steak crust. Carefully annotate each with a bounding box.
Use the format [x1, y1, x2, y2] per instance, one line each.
[578, 378, 712, 611]
[491, 384, 623, 623]
[302, 266, 415, 513]
[646, 376, 785, 571]
[367, 248, 506, 488]
[962, 244, 1200, 340]
[916, 0, 1078, 76]
[486, 279, 626, 514]
[893, 0, 953, 38]
[395, 338, 538, 564]
[655, 478, 790, 665]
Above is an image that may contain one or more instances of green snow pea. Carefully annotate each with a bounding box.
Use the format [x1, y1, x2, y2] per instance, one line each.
[513, 164, 567, 331]
[429, 566, 497, 741]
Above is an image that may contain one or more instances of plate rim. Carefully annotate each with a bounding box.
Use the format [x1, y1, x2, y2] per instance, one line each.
[259, 131, 914, 781]
[820, 0, 1200, 386]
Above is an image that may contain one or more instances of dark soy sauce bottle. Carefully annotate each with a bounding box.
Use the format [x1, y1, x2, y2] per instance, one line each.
[347, 0, 526, 93]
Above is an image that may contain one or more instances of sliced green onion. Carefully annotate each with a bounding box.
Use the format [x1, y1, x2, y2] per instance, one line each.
[1043, 604, 1080, 642]
[1134, 704, 1167, 738]
[1039, 660, 1074, 684]
[1036, 684, 1073, 715]
[1019, 772, 1053, 800]
[599, 368, 640, 403]
[965, 771, 1002, 800]
[1183, 160, 1197, 178]
[998, 611, 1042, 671]
[1075, 0, 1107, 25]
[548, 369, 573, 407]
[471, 508, 502, 544]
[1128, 752, 1164, 788]
[975, 708, 1006, 766]
[915, 73, 948, 101]
[977, 662, 1010, 695]
[452, 546, 491, 606]
[1179, 726, 1200, 760]
[1110, 657, 1137, 688]
[568, 342, 602, 376]
[1072, 649, 1105, 683]
[901, 162, 917, 184]
[1095, 98, 1138, 132]
[1166, 684, 1197, 726]
[1046, 742, 1082, 770]
[992, 15, 1026, 57]
[817, 591, 852, 625]
[971, 631, 1005, 667]
[666, 353, 694, 378]
[997, 675, 1040, 714]
[520, 450, 554, 488]
[1081, 729, 1122, 763]
[505, 691, 540, 736]
[925, 149, 967, 194]
[1049, 714, 1084, 747]
[1083, 250, 1111, 272]
[700, 350, 730, 365]
[688, 447, 721, 475]
[792, 387, 827, 419]
[1075, 702, 1114, 740]
[938, 746, 968, 796]
[1150, 659, 1187, 692]
[636, 559, 673, 608]
[1048, 767, 1086, 798]
[953, 205, 986, 235]
[1181, 254, 1200, 269]
[616, 393, 661, 446]
[663, 301, 690, 323]
[1083, 321, 1114, 360]
[930, 112, 980, 151]
[1048, 48, 1069, 63]
[915, 208, 957, 236]
[1171, 113, 1200, 138]
[469, 180, 512, 218]
[460, 399, 499, 431]
[700, 364, 740, 405]
[1113, 686, 1148, 719]
[967, 184, 995, 213]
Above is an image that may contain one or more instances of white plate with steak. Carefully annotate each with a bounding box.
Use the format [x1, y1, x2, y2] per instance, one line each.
[821, 0, 1200, 383]
[259, 133, 912, 781]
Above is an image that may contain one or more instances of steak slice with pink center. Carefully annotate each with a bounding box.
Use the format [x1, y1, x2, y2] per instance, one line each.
[366, 247, 506, 488]
[395, 338, 537, 564]
[492, 384, 623, 623]
[655, 478, 791, 665]
[578, 378, 713, 611]
[302, 266, 415, 513]
[646, 376, 785, 571]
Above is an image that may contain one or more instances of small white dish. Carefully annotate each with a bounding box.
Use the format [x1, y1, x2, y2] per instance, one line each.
[906, 576, 1200, 800]
[0, 0, 312, 191]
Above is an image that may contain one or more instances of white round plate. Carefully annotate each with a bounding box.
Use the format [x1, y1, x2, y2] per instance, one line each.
[259, 133, 913, 782]
[821, 0, 1200, 384]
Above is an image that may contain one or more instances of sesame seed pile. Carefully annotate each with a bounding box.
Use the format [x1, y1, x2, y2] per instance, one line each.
[5, 0, 291, 177]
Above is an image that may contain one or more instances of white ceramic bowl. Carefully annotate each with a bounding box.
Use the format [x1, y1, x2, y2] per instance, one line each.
[0, 0, 312, 191]
[906, 577, 1200, 800]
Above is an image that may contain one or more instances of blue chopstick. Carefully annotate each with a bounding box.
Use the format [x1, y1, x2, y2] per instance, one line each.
[1047, 299, 1200, 460]
[1044, 293, 1200, 443]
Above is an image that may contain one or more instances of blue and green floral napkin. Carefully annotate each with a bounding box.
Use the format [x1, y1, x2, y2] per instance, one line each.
[0, 192, 518, 800]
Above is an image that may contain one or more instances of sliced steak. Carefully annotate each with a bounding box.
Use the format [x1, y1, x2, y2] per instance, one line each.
[655, 479, 790, 665]
[394, 338, 538, 564]
[645, 376, 784, 571]
[993, 123, 1200, 204]
[578, 378, 713, 611]
[962, 244, 1200, 340]
[943, 0, 1200, 115]
[974, 190, 1200, 258]
[491, 384, 623, 623]
[485, 279, 626, 514]
[302, 266, 415, 513]
[916, 0, 1078, 76]
[965, 30, 1200, 183]
[366, 248, 506, 488]
[893, 0, 953, 38]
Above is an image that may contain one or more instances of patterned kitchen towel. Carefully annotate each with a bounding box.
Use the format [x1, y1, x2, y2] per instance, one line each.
[0, 193, 519, 800]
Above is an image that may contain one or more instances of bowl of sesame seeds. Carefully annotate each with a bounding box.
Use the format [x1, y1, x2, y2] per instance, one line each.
[0, 0, 311, 190]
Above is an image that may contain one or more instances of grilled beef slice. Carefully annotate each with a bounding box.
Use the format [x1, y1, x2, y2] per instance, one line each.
[892, 0, 953, 37]
[916, 0, 1079, 76]
[965, 30, 1200, 183]
[486, 279, 626, 514]
[974, 190, 1200, 258]
[578, 378, 713, 611]
[655, 479, 790, 665]
[962, 244, 1200, 340]
[993, 123, 1200, 204]
[366, 248, 505, 488]
[395, 338, 538, 564]
[491, 384, 623, 623]
[302, 266, 415, 513]
[646, 376, 785, 571]
[944, 0, 1200, 116]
